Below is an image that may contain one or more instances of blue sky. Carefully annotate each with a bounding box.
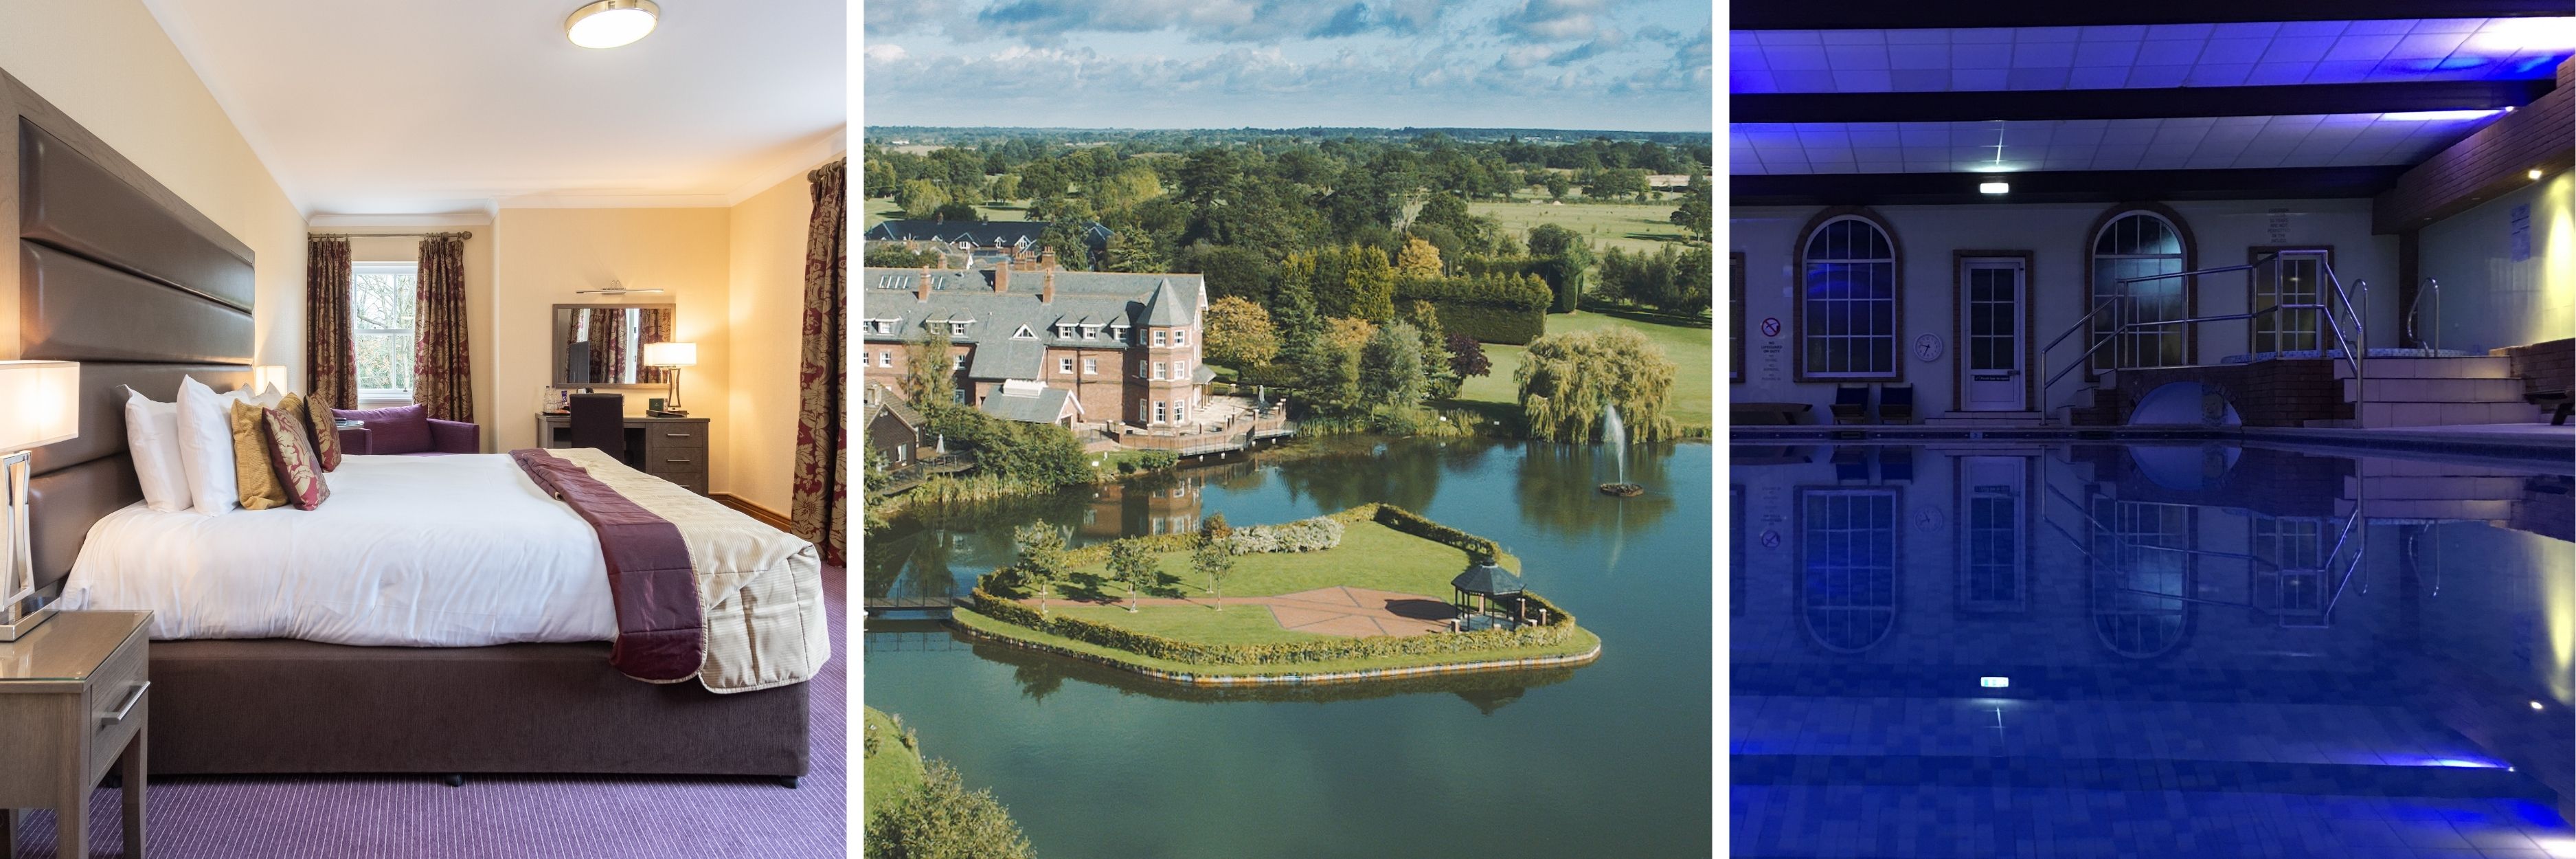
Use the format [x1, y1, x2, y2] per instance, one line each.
[861, 0, 1713, 131]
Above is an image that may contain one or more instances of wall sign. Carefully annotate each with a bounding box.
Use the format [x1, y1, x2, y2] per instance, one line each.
[1759, 529, 1781, 549]
[1760, 317, 1782, 337]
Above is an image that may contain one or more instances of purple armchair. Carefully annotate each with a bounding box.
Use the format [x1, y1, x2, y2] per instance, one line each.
[332, 403, 481, 456]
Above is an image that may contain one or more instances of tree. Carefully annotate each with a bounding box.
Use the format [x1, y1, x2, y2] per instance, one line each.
[1342, 245, 1396, 321]
[929, 201, 982, 223]
[1297, 317, 1375, 415]
[864, 759, 1035, 859]
[1357, 320, 1430, 412]
[1271, 256, 1323, 357]
[1106, 538, 1157, 613]
[1008, 523, 1068, 617]
[865, 245, 945, 269]
[1395, 236, 1443, 276]
[1402, 300, 1459, 399]
[1104, 227, 1168, 274]
[895, 179, 948, 218]
[1544, 171, 1572, 199]
[902, 326, 956, 407]
[1191, 531, 1237, 610]
[1447, 333, 1491, 380]
[1669, 174, 1713, 241]
[987, 174, 1020, 202]
[1039, 221, 1094, 270]
[1516, 326, 1679, 443]
[1204, 296, 1280, 369]
[1525, 223, 1594, 313]
[1092, 167, 1164, 212]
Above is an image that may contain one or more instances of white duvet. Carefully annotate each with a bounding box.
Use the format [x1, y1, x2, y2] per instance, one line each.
[59, 454, 619, 646]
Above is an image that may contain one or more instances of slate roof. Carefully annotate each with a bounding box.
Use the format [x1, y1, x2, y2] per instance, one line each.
[1451, 561, 1525, 596]
[979, 386, 1075, 423]
[857, 269, 1209, 370]
[861, 220, 1111, 252]
[1142, 277, 1195, 326]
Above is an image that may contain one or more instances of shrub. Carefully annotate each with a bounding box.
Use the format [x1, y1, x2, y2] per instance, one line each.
[972, 586, 1573, 666]
[1393, 272, 1550, 344]
[865, 760, 1035, 859]
[1223, 515, 1344, 554]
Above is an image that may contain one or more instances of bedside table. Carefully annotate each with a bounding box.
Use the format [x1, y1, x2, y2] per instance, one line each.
[0, 611, 149, 859]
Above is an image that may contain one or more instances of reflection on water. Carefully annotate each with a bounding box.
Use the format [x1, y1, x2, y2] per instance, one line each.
[1732, 442, 2576, 858]
[867, 437, 1713, 859]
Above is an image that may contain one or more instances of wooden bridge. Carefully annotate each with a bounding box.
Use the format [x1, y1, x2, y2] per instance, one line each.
[862, 594, 969, 613]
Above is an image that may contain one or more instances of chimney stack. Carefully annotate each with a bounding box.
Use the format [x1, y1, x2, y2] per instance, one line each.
[1042, 268, 1056, 303]
[916, 266, 932, 301]
[994, 264, 1010, 293]
[1040, 247, 1057, 271]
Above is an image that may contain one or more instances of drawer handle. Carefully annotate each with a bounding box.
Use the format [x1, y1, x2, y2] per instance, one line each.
[99, 681, 148, 728]
[664, 458, 692, 464]
[664, 433, 692, 438]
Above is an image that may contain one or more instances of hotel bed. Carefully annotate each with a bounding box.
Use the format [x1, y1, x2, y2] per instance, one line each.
[2, 66, 819, 782]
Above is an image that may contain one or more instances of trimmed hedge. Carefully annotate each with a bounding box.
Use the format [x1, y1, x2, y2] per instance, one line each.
[1394, 273, 1550, 346]
[967, 504, 1578, 667]
[971, 585, 1574, 666]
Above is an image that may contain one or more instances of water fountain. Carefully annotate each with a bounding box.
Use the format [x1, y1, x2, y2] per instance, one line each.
[1597, 403, 1643, 497]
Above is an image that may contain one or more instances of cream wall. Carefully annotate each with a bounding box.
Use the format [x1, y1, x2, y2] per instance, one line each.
[723, 170, 818, 515]
[337, 227, 498, 444]
[0, 0, 306, 370]
[490, 208, 734, 465]
[2417, 168, 2575, 353]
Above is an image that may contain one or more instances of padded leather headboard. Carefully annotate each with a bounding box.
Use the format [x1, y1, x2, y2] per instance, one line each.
[4, 74, 259, 595]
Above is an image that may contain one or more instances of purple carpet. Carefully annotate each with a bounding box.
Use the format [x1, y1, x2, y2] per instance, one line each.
[12, 566, 848, 858]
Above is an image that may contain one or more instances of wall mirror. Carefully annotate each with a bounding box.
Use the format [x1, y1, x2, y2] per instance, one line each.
[551, 304, 677, 386]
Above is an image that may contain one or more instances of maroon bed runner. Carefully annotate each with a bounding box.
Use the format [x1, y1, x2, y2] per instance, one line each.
[510, 449, 703, 682]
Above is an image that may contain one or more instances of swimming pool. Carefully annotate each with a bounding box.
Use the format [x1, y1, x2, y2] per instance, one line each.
[1730, 442, 2576, 858]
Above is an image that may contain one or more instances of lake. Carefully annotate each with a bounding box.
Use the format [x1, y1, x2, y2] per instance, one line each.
[866, 437, 1715, 857]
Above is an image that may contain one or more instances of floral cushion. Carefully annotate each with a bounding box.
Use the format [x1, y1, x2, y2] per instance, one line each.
[302, 394, 343, 471]
[262, 404, 332, 511]
[229, 399, 290, 511]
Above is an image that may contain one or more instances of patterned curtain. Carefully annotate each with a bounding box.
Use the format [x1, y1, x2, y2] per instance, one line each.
[304, 237, 357, 409]
[411, 235, 473, 422]
[637, 309, 673, 384]
[589, 309, 629, 384]
[792, 159, 848, 565]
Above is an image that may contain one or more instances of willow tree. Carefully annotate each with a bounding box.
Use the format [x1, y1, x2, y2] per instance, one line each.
[1515, 326, 1677, 443]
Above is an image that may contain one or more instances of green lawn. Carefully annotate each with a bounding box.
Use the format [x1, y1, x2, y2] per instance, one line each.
[863, 197, 1031, 228]
[1471, 199, 1691, 254]
[953, 607, 1601, 678]
[1449, 308, 1715, 431]
[1052, 520, 1511, 604]
[862, 706, 925, 821]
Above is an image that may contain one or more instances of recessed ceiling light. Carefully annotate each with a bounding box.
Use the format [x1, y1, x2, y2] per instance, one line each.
[1979, 676, 2009, 688]
[566, 0, 659, 49]
[2468, 17, 2576, 54]
[2530, 168, 2546, 181]
[1978, 179, 2009, 195]
[2381, 110, 2506, 122]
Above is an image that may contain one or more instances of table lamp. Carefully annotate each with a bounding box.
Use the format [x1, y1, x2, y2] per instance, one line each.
[642, 342, 697, 415]
[0, 361, 78, 640]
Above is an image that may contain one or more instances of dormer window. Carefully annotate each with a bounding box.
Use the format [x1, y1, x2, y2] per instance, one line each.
[1013, 324, 1037, 340]
[947, 321, 969, 337]
[1111, 323, 1131, 343]
[1054, 323, 1072, 339]
[1082, 324, 1100, 340]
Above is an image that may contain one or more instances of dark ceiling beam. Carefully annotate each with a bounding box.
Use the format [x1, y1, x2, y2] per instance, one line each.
[1731, 166, 2413, 207]
[1734, 1, 2573, 30]
[1735, 80, 2556, 124]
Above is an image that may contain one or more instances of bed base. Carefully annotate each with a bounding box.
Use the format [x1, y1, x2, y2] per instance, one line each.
[145, 638, 808, 781]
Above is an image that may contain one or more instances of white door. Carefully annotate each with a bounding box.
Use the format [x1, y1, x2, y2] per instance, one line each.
[1960, 258, 2027, 411]
[1957, 456, 2028, 612]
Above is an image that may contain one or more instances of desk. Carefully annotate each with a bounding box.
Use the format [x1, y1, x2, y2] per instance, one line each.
[534, 414, 710, 495]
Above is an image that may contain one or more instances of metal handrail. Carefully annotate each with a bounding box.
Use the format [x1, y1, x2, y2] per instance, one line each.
[2034, 251, 2369, 423]
[2406, 278, 2441, 351]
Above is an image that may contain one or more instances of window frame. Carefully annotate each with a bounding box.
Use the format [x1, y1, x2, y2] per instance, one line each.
[1795, 485, 1903, 653]
[350, 260, 420, 399]
[2248, 245, 2334, 356]
[2084, 205, 2197, 372]
[1793, 210, 1903, 382]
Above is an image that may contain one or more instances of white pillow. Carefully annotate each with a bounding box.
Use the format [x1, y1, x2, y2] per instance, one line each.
[173, 377, 251, 515]
[123, 390, 192, 513]
[252, 384, 286, 409]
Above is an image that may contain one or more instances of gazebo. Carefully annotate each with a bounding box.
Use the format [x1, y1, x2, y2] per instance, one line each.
[1450, 559, 1528, 629]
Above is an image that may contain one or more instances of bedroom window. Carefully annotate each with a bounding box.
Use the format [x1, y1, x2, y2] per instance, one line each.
[878, 350, 893, 368]
[1059, 357, 1074, 374]
[351, 261, 419, 399]
[1083, 357, 1098, 375]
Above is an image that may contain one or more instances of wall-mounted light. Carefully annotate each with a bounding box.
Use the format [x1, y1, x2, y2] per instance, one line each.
[565, 0, 659, 49]
[1978, 179, 2009, 195]
[575, 280, 666, 296]
[2530, 168, 2546, 181]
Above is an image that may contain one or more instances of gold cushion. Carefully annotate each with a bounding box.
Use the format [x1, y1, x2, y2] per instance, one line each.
[231, 397, 291, 511]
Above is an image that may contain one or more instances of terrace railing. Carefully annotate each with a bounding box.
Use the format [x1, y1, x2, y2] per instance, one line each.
[2036, 252, 2368, 423]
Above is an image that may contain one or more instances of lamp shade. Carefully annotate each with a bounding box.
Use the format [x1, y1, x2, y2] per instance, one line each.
[253, 364, 291, 393]
[0, 361, 78, 452]
[642, 342, 697, 368]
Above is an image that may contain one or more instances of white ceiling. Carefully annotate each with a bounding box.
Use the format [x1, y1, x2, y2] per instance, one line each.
[1730, 111, 2503, 175]
[1730, 18, 2573, 93]
[143, 0, 846, 216]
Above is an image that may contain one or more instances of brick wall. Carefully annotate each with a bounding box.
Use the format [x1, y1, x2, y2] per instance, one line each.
[2374, 59, 2576, 234]
[2494, 337, 2574, 397]
[2110, 360, 2353, 427]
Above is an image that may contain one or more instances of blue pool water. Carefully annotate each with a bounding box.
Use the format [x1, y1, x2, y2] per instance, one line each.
[1731, 442, 2576, 858]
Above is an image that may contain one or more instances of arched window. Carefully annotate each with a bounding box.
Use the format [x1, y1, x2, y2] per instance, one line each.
[1799, 214, 1898, 379]
[2090, 210, 2191, 370]
[1800, 488, 1898, 652]
[2090, 500, 2191, 658]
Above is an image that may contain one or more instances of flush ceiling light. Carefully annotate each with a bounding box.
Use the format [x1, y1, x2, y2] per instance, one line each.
[2381, 109, 2506, 122]
[2531, 168, 2547, 181]
[1978, 179, 2009, 194]
[2468, 16, 2576, 54]
[566, 0, 659, 49]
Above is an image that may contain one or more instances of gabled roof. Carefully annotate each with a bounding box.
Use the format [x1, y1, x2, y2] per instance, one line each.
[857, 268, 1209, 353]
[965, 338, 1046, 380]
[979, 386, 1076, 424]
